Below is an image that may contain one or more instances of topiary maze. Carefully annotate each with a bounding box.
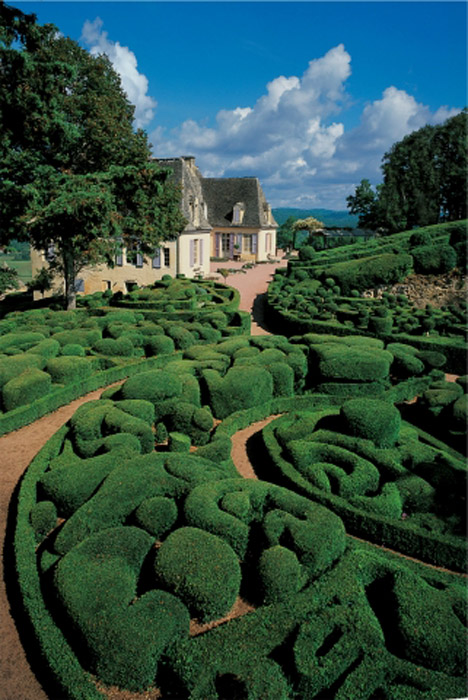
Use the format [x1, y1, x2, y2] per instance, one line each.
[0, 277, 249, 435]
[266, 221, 467, 375]
[9, 233, 467, 699]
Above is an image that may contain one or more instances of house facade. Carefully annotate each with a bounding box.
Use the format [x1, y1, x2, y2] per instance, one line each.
[30, 156, 277, 298]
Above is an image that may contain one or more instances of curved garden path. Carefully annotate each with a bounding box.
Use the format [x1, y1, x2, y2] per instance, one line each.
[0, 383, 125, 700]
[209, 255, 288, 335]
[1, 259, 464, 698]
[0, 260, 286, 698]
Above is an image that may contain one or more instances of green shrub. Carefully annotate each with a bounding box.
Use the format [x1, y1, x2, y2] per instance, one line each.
[144, 334, 175, 356]
[325, 253, 413, 294]
[154, 526, 241, 622]
[52, 329, 101, 347]
[134, 497, 178, 539]
[259, 546, 307, 603]
[0, 354, 44, 387]
[54, 526, 190, 690]
[2, 368, 52, 411]
[113, 399, 155, 425]
[202, 366, 273, 419]
[412, 243, 457, 274]
[166, 325, 196, 350]
[310, 344, 392, 382]
[26, 338, 61, 359]
[0, 331, 46, 353]
[61, 343, 86, 357]
[341, 398, 401, 447]
[121, 369, 182, 405]
[93, 337, 134, 356]
[46, 356, 95, 384]
[30, 500, 57, 542]
[298, 246, 315, 261]
[168, 431, 191, 452]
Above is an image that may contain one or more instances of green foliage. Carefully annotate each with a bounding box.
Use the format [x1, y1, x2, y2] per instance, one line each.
[93, 337, 135, 356]
[134, 496, 178, 539]
[54, 526, 190, 690]
[258, 546, 307, 603]
[155, 526, 241, 622]
[2, 368, 52, 411]
[412, 243, 457, 274]
[0, 354, 44, 386]
[341, 398, 401, 447]
[46, 356, 95, 384]
[121, 369, 182, 405]
[347, 111, 467, 231]
[30, 500, 57, 542]
[168, 431, 191, 452]
[202, 366, 273, 419]
[61, 343, 85, 357]
[0, 264, 19, 294]
[0, 5, 186, 308]
[325, 253, 413, 294]
[144, 333, 175, 356]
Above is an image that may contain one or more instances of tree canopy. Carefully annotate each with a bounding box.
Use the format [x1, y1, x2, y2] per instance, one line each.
[0, 3, 186, 307]
[347, 111, 467, 233]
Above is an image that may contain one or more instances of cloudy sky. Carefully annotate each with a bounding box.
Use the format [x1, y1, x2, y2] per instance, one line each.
[18, 2, 467, 209]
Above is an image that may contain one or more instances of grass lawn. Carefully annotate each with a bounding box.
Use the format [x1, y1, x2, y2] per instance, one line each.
[0, 255, 32, 283]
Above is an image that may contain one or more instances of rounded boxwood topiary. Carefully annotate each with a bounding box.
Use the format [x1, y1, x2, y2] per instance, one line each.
[259, 545, 307, 604]
[340, 398, 401, 447]
[2, 368, 52, 411]
[154, 526, 241, 622]
[134, 497, 178, 539]
[30, 500, 57, 542]
[61, 343, 86, 357]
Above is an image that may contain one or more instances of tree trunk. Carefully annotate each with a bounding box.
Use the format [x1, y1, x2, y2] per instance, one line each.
[62, 245, 77, 310]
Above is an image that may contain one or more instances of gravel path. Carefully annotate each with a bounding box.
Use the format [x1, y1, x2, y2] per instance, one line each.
[0, 260, 289, 700]
[0, 383, 124, 700]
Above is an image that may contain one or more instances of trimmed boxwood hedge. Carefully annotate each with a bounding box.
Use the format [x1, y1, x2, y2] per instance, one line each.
[13, 384, 467, 699]
[7, 258, 467, 699]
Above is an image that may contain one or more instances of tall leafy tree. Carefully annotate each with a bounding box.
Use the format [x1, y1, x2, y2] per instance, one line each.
[347, 111, 467, 233]
[346, 179, 380, 229]
[0, 4, 186, 308]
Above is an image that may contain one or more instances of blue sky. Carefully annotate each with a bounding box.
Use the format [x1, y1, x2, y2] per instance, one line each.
[16, 2, 467, 209]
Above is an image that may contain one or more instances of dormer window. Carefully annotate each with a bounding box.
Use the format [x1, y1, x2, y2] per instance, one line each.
[233, 202, 245, 225]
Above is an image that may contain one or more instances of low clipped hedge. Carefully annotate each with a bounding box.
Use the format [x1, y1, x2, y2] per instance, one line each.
[0, 355, 169, 437]
[261, 410, 466, 571]
[12, 378, 467, 699]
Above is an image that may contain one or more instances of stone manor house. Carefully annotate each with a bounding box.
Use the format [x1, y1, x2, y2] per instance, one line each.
[30, 156, 278, 297]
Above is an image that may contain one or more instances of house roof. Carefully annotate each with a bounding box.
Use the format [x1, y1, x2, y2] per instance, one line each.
[152, 157, 277, 231]
[202, 177, 277, 229]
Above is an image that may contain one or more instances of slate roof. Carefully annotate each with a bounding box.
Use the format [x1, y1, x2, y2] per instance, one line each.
[152, 157, 277, 231]
[202, 177, 277, 229]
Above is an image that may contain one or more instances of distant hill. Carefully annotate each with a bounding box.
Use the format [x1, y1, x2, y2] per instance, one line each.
[272, 208, 359, 229]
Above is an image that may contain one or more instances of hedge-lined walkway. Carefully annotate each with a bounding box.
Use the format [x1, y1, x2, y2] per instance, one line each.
[229, 416, 467, 580]
[210, 255, 288, 335]
[0, 382, 124, 700]
[0, 263, 287, 699]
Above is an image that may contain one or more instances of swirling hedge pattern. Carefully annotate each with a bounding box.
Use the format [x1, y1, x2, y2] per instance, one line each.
[15, 328, 467, 699]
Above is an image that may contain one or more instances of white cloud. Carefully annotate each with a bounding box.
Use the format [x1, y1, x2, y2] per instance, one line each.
[78, 29, 459, 210]
[81, 18, 157, 129]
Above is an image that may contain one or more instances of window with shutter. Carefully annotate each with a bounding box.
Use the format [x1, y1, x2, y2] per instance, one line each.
[152, 249, 161, 268]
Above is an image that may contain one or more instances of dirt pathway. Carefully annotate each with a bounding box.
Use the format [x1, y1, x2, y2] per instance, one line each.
[0, 260, 288, 699]
[210, 255, 288, 335]
[0, 382, 124, 700]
